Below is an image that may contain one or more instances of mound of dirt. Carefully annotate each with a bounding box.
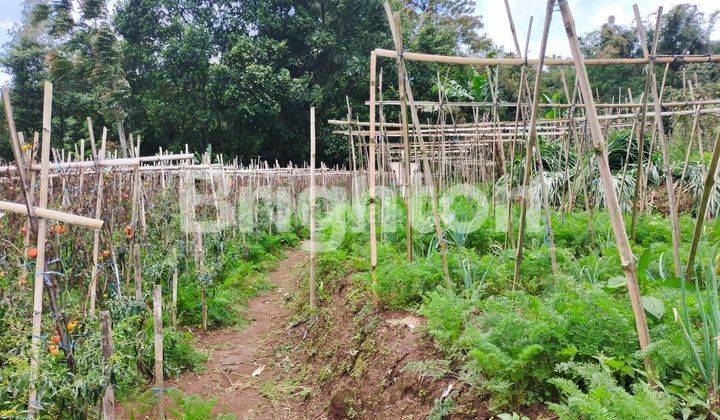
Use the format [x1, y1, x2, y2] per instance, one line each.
[280, 275, 489, 419]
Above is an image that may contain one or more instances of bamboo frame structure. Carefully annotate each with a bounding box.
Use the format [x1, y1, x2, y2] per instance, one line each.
[559, 0, 652, 371]
[323, 0, 720, 371]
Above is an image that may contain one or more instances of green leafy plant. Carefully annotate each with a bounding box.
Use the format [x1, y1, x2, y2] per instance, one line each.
[674, 248, 720, 413]
[548, 362, 673, 419]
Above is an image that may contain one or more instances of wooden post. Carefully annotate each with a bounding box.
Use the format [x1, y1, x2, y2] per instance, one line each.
[153, 284, 164, 417]
[633, 5, 682, 278]
[559, 0, 652, 372]
[310, 107, 317, 309]
[100, 311, 115, 420]
[27, 81, 54, 417]
[514, 0, 556, 285]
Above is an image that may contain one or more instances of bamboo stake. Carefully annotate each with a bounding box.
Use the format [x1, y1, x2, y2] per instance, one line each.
[374, 48, 720, 66]
[20, 132, 39, 286]
[685, 131, 720, 282]
[504, 17, 533, 249]
[2, 87, 38, 234]
[560, 0, 652, 372]
[117, 120, 128, 158]
[639, 64, 670, 214]
[100, 311, 115, 420]
[0, 201, 103, 229]
[27, 81, 54, 417]
[368, 50, 379, 303]
[514, 0, 556, 285]
[79, 138, 85, 192]
[383, 10, 413, 261]
[134, 244, 142, 301]
[153, 284, 164, 417]
[310, 107, 317, 309]
[89, 122, 108, 317]
[630, 7, 661, 240]
[633, 5, 683, 278]
[676, 79, 704, 197]
[384, 4, 450, 283]
[172, 268, 178, 328]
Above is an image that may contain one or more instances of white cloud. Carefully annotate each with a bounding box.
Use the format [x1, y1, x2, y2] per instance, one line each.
[478, 0, 720, 58]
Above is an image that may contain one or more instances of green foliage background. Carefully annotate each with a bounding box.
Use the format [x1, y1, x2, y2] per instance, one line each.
[3, 1, 717, 165]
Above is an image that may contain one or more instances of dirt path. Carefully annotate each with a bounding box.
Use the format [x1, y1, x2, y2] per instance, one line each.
[167, 248, 307, 418]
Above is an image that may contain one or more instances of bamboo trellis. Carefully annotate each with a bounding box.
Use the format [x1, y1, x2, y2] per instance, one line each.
[328, 0, 720, 378]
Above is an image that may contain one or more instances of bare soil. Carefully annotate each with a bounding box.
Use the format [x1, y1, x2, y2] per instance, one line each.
[167, 248, 309, 418]
[119, 248, 548, 419]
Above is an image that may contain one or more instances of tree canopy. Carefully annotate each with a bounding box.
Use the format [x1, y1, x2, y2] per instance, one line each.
[1, 1, 718, 164]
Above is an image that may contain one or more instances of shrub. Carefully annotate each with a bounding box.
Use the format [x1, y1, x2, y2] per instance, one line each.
[548, 362, 674, 419]
[422, 282, 645, 410]
[420, 288, 467, 351]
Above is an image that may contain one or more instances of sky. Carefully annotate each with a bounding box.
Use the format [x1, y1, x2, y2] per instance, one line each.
[0, 0, 718, 85]
[480, 0, 720, 58]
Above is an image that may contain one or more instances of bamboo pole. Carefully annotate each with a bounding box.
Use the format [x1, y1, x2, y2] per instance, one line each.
[364, 98, 720, 109]
[27, 81, 54, 417]
[310, 107, 317, 309]
[153, 284, 164, 417]
[514, 0, 556, 285]
[639, 64, 670, 214]
[392, 22, 413, 262]
[100, 311, 115, 420]
[676, 79, 704, 198]
[172, 268, 178, 328]
[629, 43, 654, 241]
[631, 11, 663, 225]
[504, 0, 558, 272]
[0, 203, 104, 229]
[2, 86, 38, 234]
[368, 50, 379, 303]
[560, 0, 652, 372]
[685, 131, 720, 282]
[20, 132, 39, 286]
[504, 16, 533, 249]
[384, 3, 450, 283]
[89, 122, 108, 317]
[633, 5, 683, 278]
[374, 48, 720, 66]
[134, 244, 142, 301]
[118, 120, 128, 158]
